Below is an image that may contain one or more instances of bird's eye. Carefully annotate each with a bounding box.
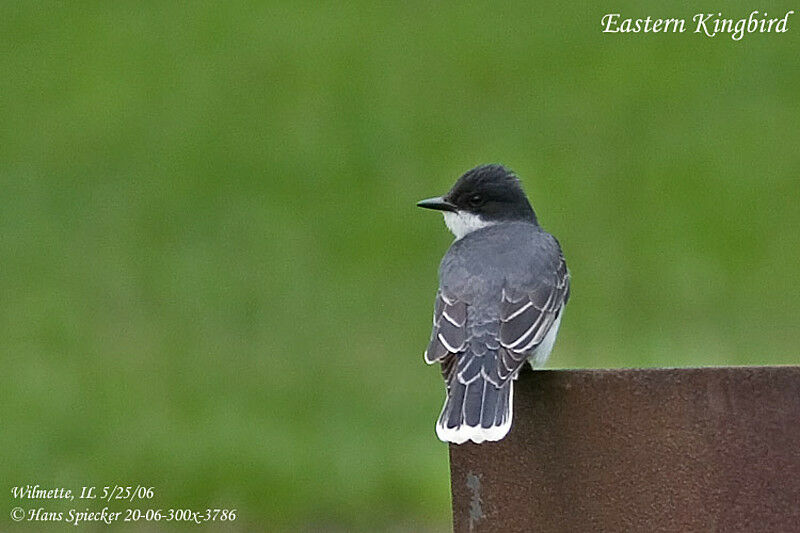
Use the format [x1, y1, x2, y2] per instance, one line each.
[468, 194, 483, 207]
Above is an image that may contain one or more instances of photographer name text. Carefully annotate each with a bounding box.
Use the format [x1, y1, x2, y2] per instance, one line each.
[601, 11, 794, 40]
[9, 483, 237, 526]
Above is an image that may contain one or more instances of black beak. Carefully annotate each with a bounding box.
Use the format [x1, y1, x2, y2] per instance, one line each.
[416, 196, 457, 212]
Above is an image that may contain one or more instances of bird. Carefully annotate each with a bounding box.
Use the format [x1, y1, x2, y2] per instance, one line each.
[417, 164, 570, 444]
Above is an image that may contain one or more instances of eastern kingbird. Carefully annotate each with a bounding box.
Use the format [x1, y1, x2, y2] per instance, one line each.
[417, 164, 570, 444]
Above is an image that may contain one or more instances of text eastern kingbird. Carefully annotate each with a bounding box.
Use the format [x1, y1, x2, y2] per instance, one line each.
[417, 164, 570, 444]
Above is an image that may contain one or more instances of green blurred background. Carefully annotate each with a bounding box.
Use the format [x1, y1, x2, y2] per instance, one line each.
[2, 1, 799, 530]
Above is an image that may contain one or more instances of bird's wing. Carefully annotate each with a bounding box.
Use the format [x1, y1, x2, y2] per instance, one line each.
[425, 288, 511, 437]
[496, 251, 570, 381]
[424, 289, 467, 366]
[425, 252, 569, 386]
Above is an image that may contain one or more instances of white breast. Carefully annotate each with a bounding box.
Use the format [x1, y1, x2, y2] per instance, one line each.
[528, 309, 563, 369]
[442, 211, 495, 240]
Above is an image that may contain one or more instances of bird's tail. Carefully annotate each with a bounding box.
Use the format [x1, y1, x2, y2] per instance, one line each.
[435, 377, 513, 444]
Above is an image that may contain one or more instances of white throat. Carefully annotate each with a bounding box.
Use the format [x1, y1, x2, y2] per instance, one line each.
[443, 211, 495, 240]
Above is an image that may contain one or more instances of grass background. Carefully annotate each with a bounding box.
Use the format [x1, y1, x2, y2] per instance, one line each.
[2, 2, 798, 530]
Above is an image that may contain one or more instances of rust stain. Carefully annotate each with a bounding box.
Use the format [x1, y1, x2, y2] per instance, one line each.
[449, 366, 800, 532]
[465, 472, 484, 532]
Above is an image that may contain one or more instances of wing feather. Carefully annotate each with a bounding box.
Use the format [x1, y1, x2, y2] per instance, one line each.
[424, 290, 467, 364]
[498, 254, 570, 375]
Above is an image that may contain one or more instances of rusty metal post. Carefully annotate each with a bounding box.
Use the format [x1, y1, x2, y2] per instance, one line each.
[449, 366, 800, 532]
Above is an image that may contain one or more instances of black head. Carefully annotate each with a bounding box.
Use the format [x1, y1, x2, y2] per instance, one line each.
[417, 164, 537, 224]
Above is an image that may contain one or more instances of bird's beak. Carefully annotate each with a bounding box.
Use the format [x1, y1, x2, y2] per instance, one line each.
[416, 196, 457, 212]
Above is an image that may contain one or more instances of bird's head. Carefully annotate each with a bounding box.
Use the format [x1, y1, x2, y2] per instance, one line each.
[417, 164, 537, 239]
